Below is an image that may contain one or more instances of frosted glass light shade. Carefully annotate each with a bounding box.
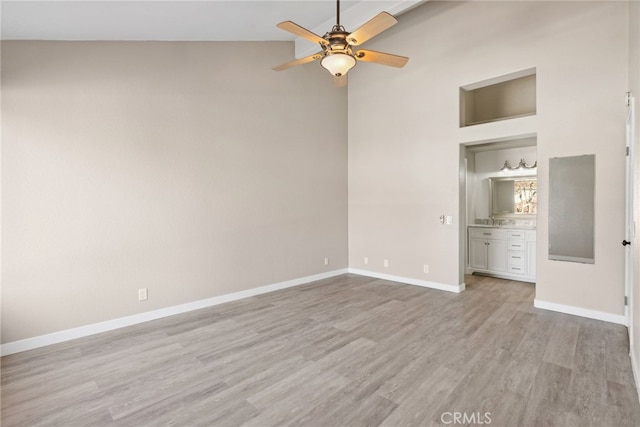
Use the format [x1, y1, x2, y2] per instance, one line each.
[321, 53, 356, 76]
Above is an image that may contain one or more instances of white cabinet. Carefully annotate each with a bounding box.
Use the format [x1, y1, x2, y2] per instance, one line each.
[470, 237, 489, 270]
[469, 229, 506, 272]
[468, 227, 536, 282]
[488, 239, 507, 271]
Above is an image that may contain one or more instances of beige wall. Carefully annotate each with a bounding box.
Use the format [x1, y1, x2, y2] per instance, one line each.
[349, 1, 628, 314]
[1, 41, 348, 343]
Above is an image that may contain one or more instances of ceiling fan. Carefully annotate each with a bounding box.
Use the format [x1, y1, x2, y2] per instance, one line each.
[272, 0, 409, 87]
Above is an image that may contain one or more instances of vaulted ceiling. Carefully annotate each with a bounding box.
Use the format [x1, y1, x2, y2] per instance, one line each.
[1, 1, 425, 57]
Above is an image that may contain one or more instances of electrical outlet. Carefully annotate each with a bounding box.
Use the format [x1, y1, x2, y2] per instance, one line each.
[324, 257, 329, 266]
[424, 264, 429, 274]
[138, 288, 148, 301]
[446, 215, 453, 225]
[384, 259, 389, 268]
[364, 257, 369, 265]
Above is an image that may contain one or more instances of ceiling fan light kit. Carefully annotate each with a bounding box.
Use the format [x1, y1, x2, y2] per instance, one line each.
[321, 53, 356, 77]
[273, 0, 409, 86]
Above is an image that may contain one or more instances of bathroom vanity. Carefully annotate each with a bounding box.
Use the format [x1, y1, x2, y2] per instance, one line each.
[468, 225, 536, 283]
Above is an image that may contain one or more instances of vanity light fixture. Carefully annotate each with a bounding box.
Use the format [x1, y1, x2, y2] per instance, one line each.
[500, 159, 537, 171]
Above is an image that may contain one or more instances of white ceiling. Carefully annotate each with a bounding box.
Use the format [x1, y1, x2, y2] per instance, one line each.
[1, 1, 425, 57]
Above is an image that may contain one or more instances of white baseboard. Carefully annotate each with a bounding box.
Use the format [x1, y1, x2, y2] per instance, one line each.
[631, 344, 640, 404]
[348, 268, 465, 293]
[0, 268, 349, 356]
[534, 299, 626, 325]
[5, 270, 627, 356]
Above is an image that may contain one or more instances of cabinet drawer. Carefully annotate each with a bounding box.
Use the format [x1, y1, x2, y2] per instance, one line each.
[508, 265, 525, 274]
[507, 231, 525, 240]
[508, 241, 525, 250]
[508, 251, 525, 266]
[469, 228, 505, 239]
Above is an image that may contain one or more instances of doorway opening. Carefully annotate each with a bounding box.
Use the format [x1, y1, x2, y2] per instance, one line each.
[459, 135, 538, 287]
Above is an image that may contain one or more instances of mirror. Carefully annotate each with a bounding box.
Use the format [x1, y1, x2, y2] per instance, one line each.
[489, 176, 537, 217]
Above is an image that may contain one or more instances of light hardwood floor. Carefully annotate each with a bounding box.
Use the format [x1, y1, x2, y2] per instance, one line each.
[2, 274, 639, 426]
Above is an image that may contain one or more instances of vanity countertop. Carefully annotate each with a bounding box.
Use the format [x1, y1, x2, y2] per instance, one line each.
[468, 224, 536, 230]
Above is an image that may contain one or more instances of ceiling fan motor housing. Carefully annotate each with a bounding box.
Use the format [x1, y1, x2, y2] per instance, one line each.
[322, 30, 351, 52]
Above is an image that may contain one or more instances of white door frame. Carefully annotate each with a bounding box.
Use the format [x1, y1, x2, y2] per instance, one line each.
[625, 92, 635, 337]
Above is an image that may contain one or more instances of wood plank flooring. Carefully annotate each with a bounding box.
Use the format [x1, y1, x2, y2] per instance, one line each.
[2, 274, 639, 426]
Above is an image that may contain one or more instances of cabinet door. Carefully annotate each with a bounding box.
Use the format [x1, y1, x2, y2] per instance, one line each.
[470, 238, 488, 270]
[487, 239, 507, 272]
[527, 240, 537, 278]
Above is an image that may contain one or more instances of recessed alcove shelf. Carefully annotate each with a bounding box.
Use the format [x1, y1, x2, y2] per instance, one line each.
[460, 68, 537, 127]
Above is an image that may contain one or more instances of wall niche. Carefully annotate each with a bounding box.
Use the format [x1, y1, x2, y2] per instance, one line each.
[460, 68, 536, 127]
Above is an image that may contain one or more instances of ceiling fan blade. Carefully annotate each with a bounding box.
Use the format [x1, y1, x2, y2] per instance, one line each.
[276, 21, 328, 46]
[334, 74, 347, 87]
[272, 52, 323, 71]
[355, 49, 409, 68]
[346, 12, 397, 46]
